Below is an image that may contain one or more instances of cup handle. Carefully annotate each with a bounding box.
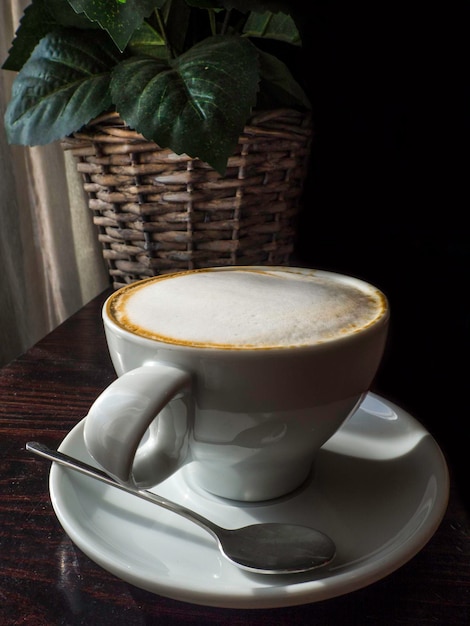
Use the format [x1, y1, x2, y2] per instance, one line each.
[83, 363, 192, 488]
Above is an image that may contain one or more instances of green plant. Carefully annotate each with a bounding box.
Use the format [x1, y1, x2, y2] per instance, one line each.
[2, 0, 310, 175]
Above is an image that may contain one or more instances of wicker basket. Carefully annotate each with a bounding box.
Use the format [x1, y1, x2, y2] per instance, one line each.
[62, 109, 312, 290]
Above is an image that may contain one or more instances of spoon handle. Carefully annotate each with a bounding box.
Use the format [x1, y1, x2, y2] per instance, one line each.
[26, 441, 222, 539]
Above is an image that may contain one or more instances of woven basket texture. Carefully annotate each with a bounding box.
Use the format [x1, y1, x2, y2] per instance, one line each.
[62, 109, 312, 290]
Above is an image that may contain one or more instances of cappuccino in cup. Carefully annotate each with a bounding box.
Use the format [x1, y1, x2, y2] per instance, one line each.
[108, 267, 386, 349]
[85, 266, 389, 501]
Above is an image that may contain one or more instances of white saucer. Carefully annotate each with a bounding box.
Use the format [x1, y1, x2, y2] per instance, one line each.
[49, 393, 449, 609]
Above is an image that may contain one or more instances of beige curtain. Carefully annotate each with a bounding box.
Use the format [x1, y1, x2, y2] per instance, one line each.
[0, 0, 109, 367]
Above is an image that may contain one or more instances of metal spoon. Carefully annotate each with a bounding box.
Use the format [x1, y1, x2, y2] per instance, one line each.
[26, 441, 335, 575]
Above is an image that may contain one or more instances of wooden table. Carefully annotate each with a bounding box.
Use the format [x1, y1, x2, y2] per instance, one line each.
[1, 289, 469, 625]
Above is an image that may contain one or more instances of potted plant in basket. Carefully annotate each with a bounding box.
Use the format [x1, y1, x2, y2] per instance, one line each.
[3, 0, 310, 175]
[2, 0, 312, 287]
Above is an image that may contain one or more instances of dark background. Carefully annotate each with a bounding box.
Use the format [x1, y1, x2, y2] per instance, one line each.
[290, 4, 468, 506]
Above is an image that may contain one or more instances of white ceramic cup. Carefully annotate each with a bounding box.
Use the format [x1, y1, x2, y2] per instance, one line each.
[83, 266, 389, 501]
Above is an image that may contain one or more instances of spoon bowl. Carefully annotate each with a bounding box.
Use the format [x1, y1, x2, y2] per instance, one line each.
[26, 441, 336, 575]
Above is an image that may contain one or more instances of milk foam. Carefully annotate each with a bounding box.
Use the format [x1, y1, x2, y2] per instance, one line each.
[109, 268, 385, 348]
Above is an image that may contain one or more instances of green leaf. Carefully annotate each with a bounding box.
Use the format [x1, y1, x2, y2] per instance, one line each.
[111, 35, 260, 174]
[2, 0, 102, 72]
[127, 21, 168, 59]
[2, 0, 56, 71]
[159, 0, 192, 56]
[4, 29, 120, 145]
[67, 0, 165, 51]
[243, 11, 301, 46]
[46, 0, 101, 28]
[256, 49, 311, 110]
